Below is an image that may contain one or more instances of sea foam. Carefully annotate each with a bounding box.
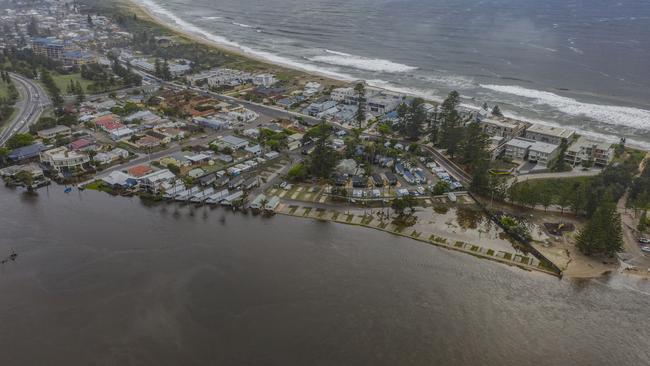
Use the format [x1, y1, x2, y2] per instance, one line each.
[480, 84, 650, 130]
[135, 0, 355, 81]
[308, 50, 418, 73]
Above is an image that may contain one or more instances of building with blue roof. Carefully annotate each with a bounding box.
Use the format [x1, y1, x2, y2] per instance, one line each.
[8, 143, 45, 162]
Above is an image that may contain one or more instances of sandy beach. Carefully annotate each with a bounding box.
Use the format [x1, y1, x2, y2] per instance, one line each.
[117, 0, 347, 86]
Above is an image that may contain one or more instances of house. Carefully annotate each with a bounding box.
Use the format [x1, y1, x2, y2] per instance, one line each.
[565, 136, 613, 167]
[154, 127, 185, 141]
[331, 87, 357, 105]
[124, 110, 161, 124]
[94, 148, 129, 164]
[528, 141, 560, 165]
[478, 117, 527, 139]
[352, 175, 367, 188]
[243, 128, 260, 138]
[220, 135, 249, 149]
[227, 107, 258, 123]
[194, 116, 230, 130]
[216, 154, 234, 163]
[252, 73, 277, 87]
[229, 176, 245, 189]
[504, 138, 559, 165]
[264, 151, 280, 160]
[39, 147, 90, 172]
[250, 194, 266, 210]
[504, 138, 533, 161]
[127, 165, 154, 178]
[94, 114, 124, 131]
[110, 127, 135, 141]
[7, 143, 45, 162]
[139, 169, 176, 192]
[306, 100, 337, 116]
[303, 81, 322, 97]
[37, 125, 71, 139]
[245, 144, 262, 156]
[367, 94, 402, 114]
[525, 124, 575, 145]
[188, 168, 205, 178]
[101, 171, 137, 187]
[371, 174, 384, 187]
[69, 138, 96, 151]
[383, 172, 398, 186]
[265, 196, 280, 212]
[333, 174, 348, 186]
[198, 173, 216, 186]
[243, 176, 259, 190]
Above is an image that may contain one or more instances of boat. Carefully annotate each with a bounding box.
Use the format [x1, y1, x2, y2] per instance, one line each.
[64, 187, 72, 193]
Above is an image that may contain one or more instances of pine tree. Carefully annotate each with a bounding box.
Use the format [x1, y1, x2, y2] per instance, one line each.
[492, 105, 503, 116]
[354, 82, 366, 128]
[309, 119, 337, 178]
[575, 198, 623, 256]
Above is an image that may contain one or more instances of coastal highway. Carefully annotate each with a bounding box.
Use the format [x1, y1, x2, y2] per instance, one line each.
[0, 73, 50, 146]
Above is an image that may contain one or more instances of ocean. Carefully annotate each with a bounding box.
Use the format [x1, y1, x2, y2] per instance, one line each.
[135, 0, 650, 148]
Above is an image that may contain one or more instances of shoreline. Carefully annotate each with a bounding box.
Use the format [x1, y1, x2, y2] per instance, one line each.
[116, 0, 650, 150]
[118, 0, 350, 86]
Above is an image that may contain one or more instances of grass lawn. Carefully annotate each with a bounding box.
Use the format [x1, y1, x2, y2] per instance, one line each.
[48, 73, 94, 94]
[0, 82, 11, 99]
[511, 176, 593, 201]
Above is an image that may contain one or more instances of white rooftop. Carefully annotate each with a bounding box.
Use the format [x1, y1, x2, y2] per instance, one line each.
[526, 124, 574, 139]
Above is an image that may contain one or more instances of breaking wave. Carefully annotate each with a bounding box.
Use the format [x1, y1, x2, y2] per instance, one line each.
[308, 50, 418, 73]
[134, 0, 355, 80]
[480, 84, 650, 130]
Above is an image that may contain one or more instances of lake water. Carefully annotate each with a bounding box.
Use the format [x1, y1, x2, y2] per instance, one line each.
[1, 185, 650, 365]
[135, 0, 650, 148]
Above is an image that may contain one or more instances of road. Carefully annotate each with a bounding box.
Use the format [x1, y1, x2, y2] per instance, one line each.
[0, 73, 51, 146]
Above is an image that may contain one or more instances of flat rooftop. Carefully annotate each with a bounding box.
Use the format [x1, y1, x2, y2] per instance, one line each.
[526, 124, 575, 139]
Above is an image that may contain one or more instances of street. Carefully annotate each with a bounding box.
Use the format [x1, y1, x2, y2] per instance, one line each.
[0, 72, 50, 146]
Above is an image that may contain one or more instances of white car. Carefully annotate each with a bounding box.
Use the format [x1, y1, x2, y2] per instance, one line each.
[640, 246, 650, 253]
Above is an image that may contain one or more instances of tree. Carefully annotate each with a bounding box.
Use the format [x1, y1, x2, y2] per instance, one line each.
[397, 98, 426, 140]
[6, 133, 35, 149]
[491, 105, 503, 117]
[354, 82, 366, 128]
[438, 91, 463, 153]
[14, 170, 34, 190]
[638, 210, 648, 233]
[167, 163, 180, 175]
[575, 199, 623, 256]
[75, 81, 85, 104]
[459, 122, 489, 167]
[287, 162, 308, 182]
[161, 59, 171, 81]
[432, 180, 450, 195]
[550, 138, 571, 172]
[309, 119, 338, 178]
[27, 17, 39, 36]
[87, 14, 93, 26]
[377, 123, 392, 138]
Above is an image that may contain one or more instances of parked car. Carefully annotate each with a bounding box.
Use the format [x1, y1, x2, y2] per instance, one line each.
[638, 238, 650, 244]
[640, 246, 650, 253]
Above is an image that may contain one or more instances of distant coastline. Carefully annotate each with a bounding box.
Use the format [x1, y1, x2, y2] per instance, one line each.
[119, 0, 349, 85]
[118, 0, 650, 151]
